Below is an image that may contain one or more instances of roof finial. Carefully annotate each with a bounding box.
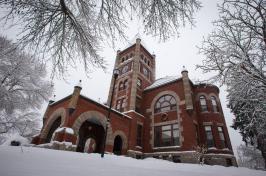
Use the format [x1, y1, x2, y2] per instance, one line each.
[76, 80, 82, 88]
[181, 65, 188, 73]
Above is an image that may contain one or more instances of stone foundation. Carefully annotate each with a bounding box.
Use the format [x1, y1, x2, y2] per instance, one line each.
[127, 150, 237, 167]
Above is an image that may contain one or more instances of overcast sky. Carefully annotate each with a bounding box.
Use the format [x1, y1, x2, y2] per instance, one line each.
[0, 0, 243, 155]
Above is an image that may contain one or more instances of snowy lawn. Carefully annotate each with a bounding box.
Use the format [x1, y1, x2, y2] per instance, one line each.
[0, 146, 264, 176]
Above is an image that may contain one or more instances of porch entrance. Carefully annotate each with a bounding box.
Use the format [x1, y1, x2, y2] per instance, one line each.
[76, 120, 105, 153]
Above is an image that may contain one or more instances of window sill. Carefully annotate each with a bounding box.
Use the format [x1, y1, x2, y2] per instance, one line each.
[153, 146, 181, 150]
[154, 110, 177, 115]
[200, 111, 210, 114]
[135, 146, 142, 149]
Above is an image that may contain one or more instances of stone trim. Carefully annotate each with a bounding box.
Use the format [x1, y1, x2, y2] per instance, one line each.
[154, 120, 178, 127]
[40, 107, 66, 139]
[72, 111, 107, 135]
[112, 130, 128, 149]
[217, 123, 224, 126]
[203, 122, 213, 126]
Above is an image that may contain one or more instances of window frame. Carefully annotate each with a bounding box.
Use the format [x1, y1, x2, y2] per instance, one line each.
[199, 95, 208, 112]
[211, 96, 219, 112]
[136, 124, 143, 147]
[154, 123, 180, 147]
[154, 94, 177, 113]
[218, 126, 227, 148]
[204, 126, 215, 148]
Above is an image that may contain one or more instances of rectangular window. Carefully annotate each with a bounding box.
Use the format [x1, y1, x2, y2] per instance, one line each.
[136, 124, 143, 147]
[204, 126, 215, 148]
[116, 98, 125, 112]
[218, 126, 227, 148]
[137, 78, 142, 89]
[154, 123, 180, 147]
[135, 97, 141, 113]
[194, 124, 199, 145]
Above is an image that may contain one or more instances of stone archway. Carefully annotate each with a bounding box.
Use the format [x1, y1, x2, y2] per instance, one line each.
[72, 111, 108, 135]
[76, 121, 105, 153]
[72, 111, 113, 153]
[40, 108, 66, 142]
[112, 130, 128, 150]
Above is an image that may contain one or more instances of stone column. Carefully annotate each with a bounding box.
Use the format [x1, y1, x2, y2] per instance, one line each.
[129, 38, 141, 110]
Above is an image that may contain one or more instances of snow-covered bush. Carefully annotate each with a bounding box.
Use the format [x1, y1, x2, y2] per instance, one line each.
[1, 133, 29, 146]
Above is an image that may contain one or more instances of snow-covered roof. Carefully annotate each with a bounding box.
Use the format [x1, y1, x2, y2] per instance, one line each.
[144, 76, 181, 91]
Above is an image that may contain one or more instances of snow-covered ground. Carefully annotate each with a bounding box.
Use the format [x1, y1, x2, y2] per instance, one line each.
[0, 146, 264, 176]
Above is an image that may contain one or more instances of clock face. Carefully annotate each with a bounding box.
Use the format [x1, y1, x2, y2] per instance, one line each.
[122, 65, 129, 74]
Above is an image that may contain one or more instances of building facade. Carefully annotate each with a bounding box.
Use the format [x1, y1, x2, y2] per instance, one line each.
[32, 38, 237, 166]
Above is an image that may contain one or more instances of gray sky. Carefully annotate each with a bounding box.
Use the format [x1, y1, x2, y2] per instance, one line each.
[0, 0, 243, 155]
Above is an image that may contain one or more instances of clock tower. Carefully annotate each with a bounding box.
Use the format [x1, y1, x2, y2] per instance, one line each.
[107, 38, 156, 113]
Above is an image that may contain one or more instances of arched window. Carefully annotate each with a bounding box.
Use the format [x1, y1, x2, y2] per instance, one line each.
[211, 96, 219, 112]
[123, 79, 128, 89]
[199, 95, 208, 112]
[154, 95, 177, 113]
[118, 81, 124, 91]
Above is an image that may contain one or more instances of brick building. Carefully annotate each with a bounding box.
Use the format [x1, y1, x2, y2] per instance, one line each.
[32, 38, 237, 166]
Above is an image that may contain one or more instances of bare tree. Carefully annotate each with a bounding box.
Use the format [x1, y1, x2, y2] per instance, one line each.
[197, 0, 266, 167]
[0, 36, 52, 141]
[0, 0, 201, 76]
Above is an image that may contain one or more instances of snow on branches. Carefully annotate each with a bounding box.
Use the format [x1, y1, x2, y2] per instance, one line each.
[197, 0, 266, 167]
[0, 0, 201, 76]
[0, 36, 52, 141]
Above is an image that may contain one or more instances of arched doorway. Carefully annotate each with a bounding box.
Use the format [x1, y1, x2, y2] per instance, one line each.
[45, 116, 61, 143]
[76, 120, 105, 153]
[113, 135, 123, 155]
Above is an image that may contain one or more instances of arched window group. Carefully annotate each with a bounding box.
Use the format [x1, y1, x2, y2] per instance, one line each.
[118, 79, 128, 91]
[154, 95, 177, 113]
[199, 95, 219, 112]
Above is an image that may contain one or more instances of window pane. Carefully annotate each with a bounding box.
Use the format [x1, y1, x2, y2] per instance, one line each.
[205, 126, 211, 131]
[161, 106, 170, 112]
[173, 124, 179, 129]
[162, 131, 171, 146]
[156, 102, 160, 108]
[170, 98, 176, 104]
[205, 126, 214, 148]
[161, 102, 170, 107]
[162, 125, 171, 131]
[165, 95, 171, 101]
[200, 96, 207, 105]
[211, 97, 217, 105]
[173, 129, 180, 145]
[154, 127, 161, 147]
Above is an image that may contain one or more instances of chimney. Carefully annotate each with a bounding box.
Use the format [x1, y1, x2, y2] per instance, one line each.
[181, 66, 194, 112]
[68, 80, 82, 114]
